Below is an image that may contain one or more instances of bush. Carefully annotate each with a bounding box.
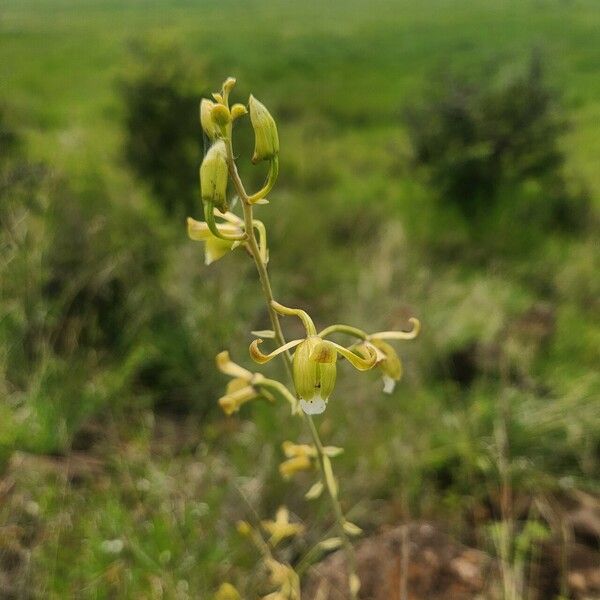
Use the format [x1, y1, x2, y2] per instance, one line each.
[404, 52, 588, 231]
[119, 39, 208, 218]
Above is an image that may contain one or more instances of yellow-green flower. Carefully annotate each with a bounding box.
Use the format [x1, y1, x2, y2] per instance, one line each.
[319, 317, 421, 395]
[187, 214, 243, 265]
[262, 557, 300, 600]
[261, 507, 305, 547]
[278, 441, 316, 478]
[215, 351, 298, 415]
[249, 95, 279, 163]
[369, 338, 403, 393]
[200, 99, 218, 140]
[200, 140, 229, 212]
[249, 301, 377, 414]
[262, 558, 300, 600]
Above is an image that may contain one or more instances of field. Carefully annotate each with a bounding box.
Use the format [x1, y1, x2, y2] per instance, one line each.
[1, 1, 599, 598]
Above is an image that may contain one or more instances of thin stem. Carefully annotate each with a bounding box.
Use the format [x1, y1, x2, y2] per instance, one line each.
[305, 416, 359, 594]
[225, 136, 292, 379]
[224, 136, 359, 599]
[247, 156, 279, 204]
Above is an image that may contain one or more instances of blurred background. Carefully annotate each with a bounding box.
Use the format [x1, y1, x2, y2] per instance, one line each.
[1, 0, 599, 598]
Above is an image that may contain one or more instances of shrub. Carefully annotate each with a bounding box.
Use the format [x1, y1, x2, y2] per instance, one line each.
[405, 52, 588, 231]
[119, 39, 208, 218]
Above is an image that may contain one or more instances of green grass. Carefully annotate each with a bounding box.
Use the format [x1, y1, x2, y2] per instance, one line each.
[3, 0, 600, 191]
[1, 0, 599, 597]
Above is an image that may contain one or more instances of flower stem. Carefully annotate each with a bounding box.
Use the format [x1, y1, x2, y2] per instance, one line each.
[225, 139, 359, 599]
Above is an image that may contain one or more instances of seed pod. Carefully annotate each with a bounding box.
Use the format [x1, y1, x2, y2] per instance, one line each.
[200, 140, 229, 212]
[249, 95, 279, 163]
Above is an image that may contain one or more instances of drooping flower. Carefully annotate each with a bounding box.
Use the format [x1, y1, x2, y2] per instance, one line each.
[249, 301, 377, 415]
[187, 213, 244, 265]
[279, 441, 316, 478]
[262, 558, 300, 600]
[366, 318, 420, 393]
[319, 317, 421, 394]
[215, 351, 298, 415]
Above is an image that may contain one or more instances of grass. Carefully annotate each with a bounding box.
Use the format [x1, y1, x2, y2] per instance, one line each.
[1, 0, 599, 597]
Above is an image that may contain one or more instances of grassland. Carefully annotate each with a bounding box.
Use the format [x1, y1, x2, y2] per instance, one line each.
[1, 0, 599, 598]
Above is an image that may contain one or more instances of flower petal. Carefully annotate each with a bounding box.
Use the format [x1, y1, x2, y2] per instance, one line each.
[370, 317, 421, 340]
[215, 351, 253, 380]
[249, 338, 303, 364]
[329, 341, 377, 371]
[300, 396, 326, 415]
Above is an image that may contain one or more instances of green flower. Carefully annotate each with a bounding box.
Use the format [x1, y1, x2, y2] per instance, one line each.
[249, 301, 377, 414]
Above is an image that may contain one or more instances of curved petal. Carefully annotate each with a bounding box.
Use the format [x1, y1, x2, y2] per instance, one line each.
[329, 341, 378, 371]
[271, 300, 316, 336]
[249, 338, 303, 364]
[215, 351, 253, 380]
[370, 317, 421, 340]
[187, 217, 212, 241]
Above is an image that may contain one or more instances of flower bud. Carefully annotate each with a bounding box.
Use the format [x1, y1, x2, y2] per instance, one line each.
[292, 338, 337, 415]
[230, 103, 248, 121]
[210, 104, 231, 128]
[249, 95, 279, 163]
[200, 140, 229, 212]
[200, 99, 220, 140]
[222, 77, 236, 95]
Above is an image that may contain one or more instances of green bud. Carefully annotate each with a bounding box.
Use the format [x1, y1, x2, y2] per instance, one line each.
[200, 99, 220, 140]
[200, 140, 229, 212]
[211, 104, 231, 128]
[249, 95, 279, 164]
[292, 337, 337, 415]
[222, 77, 236, 95]
[230, 103, 248, 121]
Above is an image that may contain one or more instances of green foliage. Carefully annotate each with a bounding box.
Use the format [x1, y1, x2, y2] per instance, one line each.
[119, 38, 208, 218]
[405, 52, 589, 231]
[0, 0, 599, 596]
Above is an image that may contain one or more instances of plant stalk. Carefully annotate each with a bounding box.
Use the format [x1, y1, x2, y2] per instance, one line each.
[225, 138, 359, 598]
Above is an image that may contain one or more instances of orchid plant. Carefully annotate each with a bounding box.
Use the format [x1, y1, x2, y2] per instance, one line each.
[189, 78, 420, 600]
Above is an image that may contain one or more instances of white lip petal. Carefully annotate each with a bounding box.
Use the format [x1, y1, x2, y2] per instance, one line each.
[300, 396, 327, 415]
[382, 375, 396, 394]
